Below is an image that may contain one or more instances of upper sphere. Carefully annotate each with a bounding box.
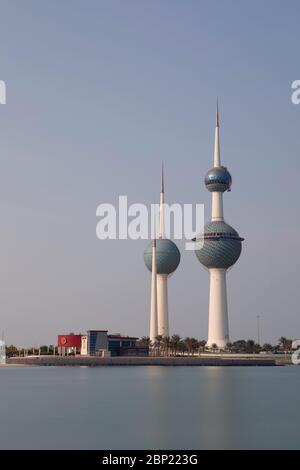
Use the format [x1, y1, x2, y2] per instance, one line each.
[205, 166, 232, 192]
[144, 239, 180, 275]
[195, 221, 243, 269]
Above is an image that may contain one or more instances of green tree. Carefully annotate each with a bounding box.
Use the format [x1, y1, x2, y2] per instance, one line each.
[184, 337, 193, 356]
[278, 337, 292, 352]
[155, 335, 163, 356]
[171, 335, 181, 356]
[161, 336, 170, 356]
[5, 345, 18, 357]
[190, 338, 199, 356]
[262, 343, 273, 352]
[138, 336, 150, 347]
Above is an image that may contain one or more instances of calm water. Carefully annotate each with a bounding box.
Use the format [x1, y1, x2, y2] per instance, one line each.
[0, 366, 299, 449]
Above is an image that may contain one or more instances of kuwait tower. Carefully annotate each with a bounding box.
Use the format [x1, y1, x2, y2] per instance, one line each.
[144, 167, 180, 341]
[195, 104, 244, 348]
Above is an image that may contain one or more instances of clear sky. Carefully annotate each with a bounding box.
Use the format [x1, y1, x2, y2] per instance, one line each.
[0, 0, 299, 346]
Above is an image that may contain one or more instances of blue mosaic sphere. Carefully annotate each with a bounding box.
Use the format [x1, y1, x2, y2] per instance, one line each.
[144, 239, 180, 275]
[195, 221, 243, 269]
[205, 166, 232, 192]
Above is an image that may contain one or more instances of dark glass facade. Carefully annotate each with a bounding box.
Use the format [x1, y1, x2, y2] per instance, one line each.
[87, 330, 108, 355]
[108, 338, 137, 356]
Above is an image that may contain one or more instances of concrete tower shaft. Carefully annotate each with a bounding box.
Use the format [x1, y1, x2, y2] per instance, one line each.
[149, 238, 158, 344]
[212, 104, 223, 222]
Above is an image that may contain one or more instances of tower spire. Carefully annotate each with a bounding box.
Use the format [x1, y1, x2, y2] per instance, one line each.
[214, 100, 221, 167]
[159, 163, 165, 239]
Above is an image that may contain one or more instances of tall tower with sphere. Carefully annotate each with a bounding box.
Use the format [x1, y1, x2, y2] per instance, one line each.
[195, 104, 244, 348]
[144, 167, 180, 339]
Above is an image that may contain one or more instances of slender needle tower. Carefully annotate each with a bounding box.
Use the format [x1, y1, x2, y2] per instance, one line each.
[149, 224, 158, 344]
[157, 164, 169, 337]
[195, 104, 244, 348]
[159, 163, 165, 239]
[144, 166, 180, 338]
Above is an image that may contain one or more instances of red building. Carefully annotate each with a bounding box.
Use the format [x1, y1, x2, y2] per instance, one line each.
[57, 334, 82, 350]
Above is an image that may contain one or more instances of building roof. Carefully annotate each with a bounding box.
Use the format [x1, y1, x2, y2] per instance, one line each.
[57, 334, 82, 338]
[87, 330, 108, 333]
[108, 335, 138, 341]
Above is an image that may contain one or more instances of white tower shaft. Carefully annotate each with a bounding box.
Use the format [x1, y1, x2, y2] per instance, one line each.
[157, 274, 169, 337]
[211, 192, 224, 221]
[149, 240, 158, 344]
[207, 268, 229, 348]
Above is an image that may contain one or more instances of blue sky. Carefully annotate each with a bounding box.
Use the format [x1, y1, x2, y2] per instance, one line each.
[0, 0, 299, 345]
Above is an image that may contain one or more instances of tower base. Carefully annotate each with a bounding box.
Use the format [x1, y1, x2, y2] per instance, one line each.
[157, 274, 169, 337]
[207, 268, 229, 349]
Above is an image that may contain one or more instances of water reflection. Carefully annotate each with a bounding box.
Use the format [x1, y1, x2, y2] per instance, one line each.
[0, 366, 299, 449]
[142, 366, 239, 449]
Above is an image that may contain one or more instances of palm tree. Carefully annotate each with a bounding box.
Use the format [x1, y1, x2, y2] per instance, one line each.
[198, 340, 207, 354]
[161, 336, 170, 356]
[155, 335, 163, 356]
[286, 340, 292, 351]
[232, 340, 247, 353]
[211, 343, 218, 352]
[245, 339, 256, 353]
[278, 337, 292, 352]
[178, 340, 186, 356]
[190, 338, 199, 356]
[171, 334, 181, 356]
[278, 337, 287, 351]
[138, 336, 150, 347]
[184, 337, 193, 356]
[262, 343, 273, 352]
[5, 344, 18, 357]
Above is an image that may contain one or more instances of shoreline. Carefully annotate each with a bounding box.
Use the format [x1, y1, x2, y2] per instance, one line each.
[4, 355, 290, 367]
